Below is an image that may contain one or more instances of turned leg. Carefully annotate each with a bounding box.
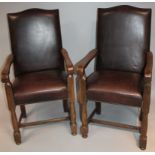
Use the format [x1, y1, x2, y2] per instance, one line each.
[139, 112, 148, 150]
[76, 76, 82, 121]
[20, 105, 27, 118]
[10, 107, 21, 145]
[95, 102, 101, 114]
[80, 100, 88, 138]
[79, 103, 82, 121]
[5, 83, 21, 144]
[7, 101, 11, 111]
[139, 82, 151, 150]
[69, 101, 77, 135]
[63, 99, 69, 113]
[68, 75, 77, 135]
[79, 74, 88, 138]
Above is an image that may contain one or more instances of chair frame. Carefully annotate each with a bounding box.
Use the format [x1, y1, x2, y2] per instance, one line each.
[1, 48, 77, 144]
[75, 49, 153, 150]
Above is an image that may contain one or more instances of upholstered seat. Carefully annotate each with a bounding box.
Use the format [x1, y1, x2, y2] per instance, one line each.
[1, 9, 77, 144]
[75, 5, 153, 150]
[87, 70, 142, 106]
[13, 70, 68, 105]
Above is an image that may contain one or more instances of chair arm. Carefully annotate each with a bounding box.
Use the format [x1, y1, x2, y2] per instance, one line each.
[74, 49, 97, 76]
[1, 54, 13, 83]
[61, 48, 74, 75]
[144, 51, 153, 83]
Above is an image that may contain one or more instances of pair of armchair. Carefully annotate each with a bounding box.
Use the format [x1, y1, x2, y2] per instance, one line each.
[1, 6, 153, 150]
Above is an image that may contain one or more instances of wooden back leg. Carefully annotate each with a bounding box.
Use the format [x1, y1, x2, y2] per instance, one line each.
[95, 102, 101, 114]
[63, 99, 69, 113]
[20, 105, 27, 118]
[139, 108, 142, 121]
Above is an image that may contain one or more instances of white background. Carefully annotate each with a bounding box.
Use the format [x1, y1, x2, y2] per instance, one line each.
[0, 2, 155, 151]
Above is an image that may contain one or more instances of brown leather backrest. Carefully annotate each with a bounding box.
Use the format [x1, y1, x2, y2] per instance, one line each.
[96, 5, 151, 73]
[8, 9, 64, 76]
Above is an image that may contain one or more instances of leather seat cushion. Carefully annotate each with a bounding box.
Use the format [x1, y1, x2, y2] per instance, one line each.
[87, 70, 143, 106]
[13, 70, 68, 105]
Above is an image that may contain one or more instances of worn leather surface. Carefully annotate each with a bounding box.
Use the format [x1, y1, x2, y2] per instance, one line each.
[96, 5, 151, 73]
[87, 70, 142, 106]
[13, 70, 67, 105]
[8, 9, 64, 76]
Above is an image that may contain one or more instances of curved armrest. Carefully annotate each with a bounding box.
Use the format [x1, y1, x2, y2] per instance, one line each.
[61, 48, 74, 75]
[144, 51, 153, 83]
[75, 49, 97, 76]
[1, 54, 13, 83]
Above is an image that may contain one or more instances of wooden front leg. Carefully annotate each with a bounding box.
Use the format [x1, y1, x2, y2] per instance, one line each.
[80, 75, 88, 138]
[140, 82, 151, 150]
[68, 75, 77, 135]
[5, 82, 21, 144]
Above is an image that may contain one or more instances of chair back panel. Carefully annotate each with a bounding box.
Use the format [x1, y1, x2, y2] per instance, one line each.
[96, 5, 151, 73]
[8, 9, 64, 76]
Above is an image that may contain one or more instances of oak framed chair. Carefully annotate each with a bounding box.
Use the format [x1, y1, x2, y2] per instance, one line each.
[75, 5, 153, 150]
[1, 8, 77, 144]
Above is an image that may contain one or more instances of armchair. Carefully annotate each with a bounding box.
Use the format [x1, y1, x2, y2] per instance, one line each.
[1, 9, 77, 144]
[75, 5, 153, 150]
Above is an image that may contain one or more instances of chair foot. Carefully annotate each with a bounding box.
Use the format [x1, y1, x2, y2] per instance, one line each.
[80, 126, 88, 138]
[139, 136, 147, 150]
[14, 131, 21, 145]
[70, 123, 77, 136]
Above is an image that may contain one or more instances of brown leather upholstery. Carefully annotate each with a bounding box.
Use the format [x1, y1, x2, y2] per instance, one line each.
[13, 70, 67, 105]
[87, 70, 142, 106]
[96, 6, 151, 73]
[75, 6, 153, 149]
[1, 9, 77, 144]
[8, 9, 64, 76]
